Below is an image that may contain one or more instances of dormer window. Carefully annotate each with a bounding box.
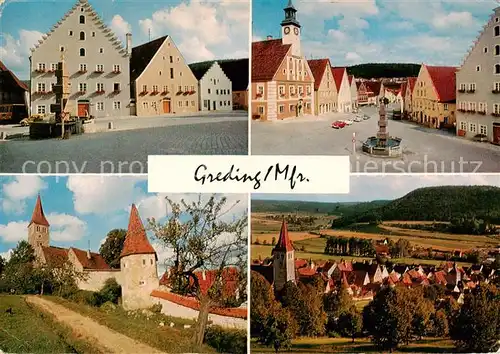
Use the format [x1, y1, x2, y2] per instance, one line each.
[80, 31, 85, 40]
[79, 15, 85, 24]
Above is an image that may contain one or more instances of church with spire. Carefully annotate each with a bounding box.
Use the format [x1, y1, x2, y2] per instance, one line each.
[27, 195, 160, 310]
[251, 0, 314, 121]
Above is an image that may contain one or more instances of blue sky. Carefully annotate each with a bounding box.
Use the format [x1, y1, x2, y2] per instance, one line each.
[0, 176, 248, 274]
[254, 174, 500, 203]
[253, 0, 497, 66]
[0, 0, 249, 79]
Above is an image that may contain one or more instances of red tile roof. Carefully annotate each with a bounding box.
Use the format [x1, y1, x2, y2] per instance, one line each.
[400, 82, 407, 97]
[273, 220, 294, 252]
[364, 81, 381, 96]
[252, 39, 291, 82]
[29, 195, 50, 227]
[307, 59, 329, 90]
[348, 75, 354, 85]
[70, 247, 112, 270]
[338, 261, 353, 272]
[407, 77, 417, 93]
[331, 67, 346, 91]
[120, 204, 156, 259]
[41, 246, 68, 267]
[295, 259, 307, 269]
[0, 60, 28, 91]
[297, 267, 316, 277]
[151, 290, 247, 319]
[375, 245, 389, 254]
[425, 65, 458, 103]
[192, 267, 240, 297]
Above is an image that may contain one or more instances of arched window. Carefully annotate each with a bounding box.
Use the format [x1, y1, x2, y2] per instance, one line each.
[496, 64, 500, 74]
[495, 25, 500, 36]
[80, 48, 86, 57]
[496, 45, 500, 56]
[79, 15, 85, 24]
[80, 31, 85, 40]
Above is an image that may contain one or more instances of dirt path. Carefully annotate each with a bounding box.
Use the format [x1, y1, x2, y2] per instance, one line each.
[26, 296, 166, 354]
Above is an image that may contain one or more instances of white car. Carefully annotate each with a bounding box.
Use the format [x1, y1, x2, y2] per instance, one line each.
[342, 119, 353, 125]
[353, 116, 363, 122]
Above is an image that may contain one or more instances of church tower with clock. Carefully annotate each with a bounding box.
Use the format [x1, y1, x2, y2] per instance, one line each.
[281, 0, 301, 57]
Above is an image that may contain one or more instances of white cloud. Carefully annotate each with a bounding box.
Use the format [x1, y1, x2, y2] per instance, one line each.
[47, 213, 86, 242]
[0, 29, 43, 75]
[109, 14, 131, 43]
[1, 176, 47, 214]
[0, 221, 28, 243]
[432, 11, 475, 29]
[138, 0, 249, 63]
[345, 52, 361, 62]
[0, 249, 13, 262]
[67, 176, 146, 215]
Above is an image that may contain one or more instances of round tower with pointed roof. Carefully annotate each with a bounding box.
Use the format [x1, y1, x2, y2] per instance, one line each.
[120, 204, 159, 310]
[28, 194, 50, 260]
[272, 220, 295, 291]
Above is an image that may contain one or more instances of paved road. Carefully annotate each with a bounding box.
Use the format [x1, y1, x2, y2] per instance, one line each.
[251, 106, 500, 173]
[0, 119, 247, 173]
[26, 296, 166, 354]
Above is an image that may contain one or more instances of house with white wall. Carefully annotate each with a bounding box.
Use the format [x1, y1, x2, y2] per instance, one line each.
[348, 75, 358, 110]
[189, 61, 232, 111]
[30, 0, 130, 118]
[331, 67, 351, 112]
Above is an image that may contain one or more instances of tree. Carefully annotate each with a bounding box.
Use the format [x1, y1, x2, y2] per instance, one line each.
[148, 195, 247, 347]
[99, 278, 122, 304]
[251, 271, 278, 337]
[431, 310, 449, 337]
[450, 284, 500, 353]
[259, 307, 295, 353]
[338, 307, 363, 342]
[99, 229, 127, 268]
[0, 255, 5, 276]
[2, 241, 39, 294]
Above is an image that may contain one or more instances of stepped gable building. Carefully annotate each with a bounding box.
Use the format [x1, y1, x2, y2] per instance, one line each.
[130, 35, 199, 116]
[413, 64, 457, 129]
[348, 75, 358, 110]
[356, 81, 369, 106]
[0, 60, 29, 121]
[30, 0, 130, 118]
[218, 59, 249, 110]
[307, 58, 336, 115]
[456, 6, 500, 143]
[251, 0, 314, 120]
[189, 61, 232, 112]
[404, 77, 417, 119]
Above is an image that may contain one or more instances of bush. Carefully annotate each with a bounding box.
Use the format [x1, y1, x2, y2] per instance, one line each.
[99, 278, 121, 304]
[204, 325, 247, 354]
[149, 303, 163, 313]
[69, 290, 103, 307]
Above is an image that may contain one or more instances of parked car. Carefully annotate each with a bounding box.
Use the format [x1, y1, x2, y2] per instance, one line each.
[353, 116, 363, 122]
[331, 121, 346, 129]
[473, 134, 488, 142]
[363, 114, 370, 120]
[342, 119, 353, 125]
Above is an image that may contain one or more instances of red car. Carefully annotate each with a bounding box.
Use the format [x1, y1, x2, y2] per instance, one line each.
[331, 120, 346, 129]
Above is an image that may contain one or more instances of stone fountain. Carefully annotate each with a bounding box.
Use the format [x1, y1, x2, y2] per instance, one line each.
[362, 100, 402, 157]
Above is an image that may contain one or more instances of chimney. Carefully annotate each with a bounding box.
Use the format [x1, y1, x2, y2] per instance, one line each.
[86, 249, 91, 260]
[126, 33, 132, 55]
[267, 35, 273, 40]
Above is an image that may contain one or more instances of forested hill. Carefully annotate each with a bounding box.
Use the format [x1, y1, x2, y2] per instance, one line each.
[332, 186, 500, 227]
[347, 63, 420, 79]
[251, 199, 389, 215]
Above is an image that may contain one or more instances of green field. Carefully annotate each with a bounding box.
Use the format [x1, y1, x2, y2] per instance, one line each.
[0, 295, 98, 353]
[48, 296, 216, 353]
[251, 337, 455, 353]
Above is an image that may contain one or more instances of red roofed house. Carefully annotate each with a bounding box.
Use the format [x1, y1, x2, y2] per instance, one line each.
[356, 81, 369, 106]
[28, 195, 120, 292]
[307, 58, 336, 115]
[413, 64, 457, 129]
[364, 81, 382, 106]
[272, 220, 296, 291]
[0, 60, 29, 122]
[348, 75, 358, 110]
[456, 7, 500, 143]
[404, 77, 417, 120]
[252, 0, 314, 120]
[331, 67, 352, 112]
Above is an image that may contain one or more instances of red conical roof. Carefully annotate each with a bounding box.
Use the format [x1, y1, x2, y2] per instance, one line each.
[120, 204, 156, 259]
[29, 195, 49, 227]
[273, 220, 294, 252]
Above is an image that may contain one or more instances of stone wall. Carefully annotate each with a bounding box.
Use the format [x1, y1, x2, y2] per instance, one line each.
[151, 290, 247, 330]
[77, 270, 122, 291]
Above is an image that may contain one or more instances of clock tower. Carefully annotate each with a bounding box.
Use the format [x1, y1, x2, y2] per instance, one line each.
[281, 0, 301, 56]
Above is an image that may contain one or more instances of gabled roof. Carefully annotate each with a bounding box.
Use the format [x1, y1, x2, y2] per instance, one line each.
[29, 195, 50, 227]
[192, 267, 240, 297]
[307, 59, 330, 90]
[0, 60, 28, 91]
[130, 35, 168, 83]
[120, 204, 157, 259]
[188, 59, 249, 91]
[273, 220, 294, 252]
[425, 65, 458, 103]
[252, 39, 291, 81]
[189, 61, 216, 81]
[348, 75, 354, 85]
[407, 77, 417, 93]
[400, 82, 407, 97]
[31, 0, 127, 57]
[70, 247, 111, 270]
[364, 81, 381, 96]
[41, 246, 68, 267]
[331, 67, 346, 91]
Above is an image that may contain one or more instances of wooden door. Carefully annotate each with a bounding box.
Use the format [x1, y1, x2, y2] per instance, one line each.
[493, 125, 500, 144]
[78, 103, 89, 117]
[163, 100, 171, 113]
